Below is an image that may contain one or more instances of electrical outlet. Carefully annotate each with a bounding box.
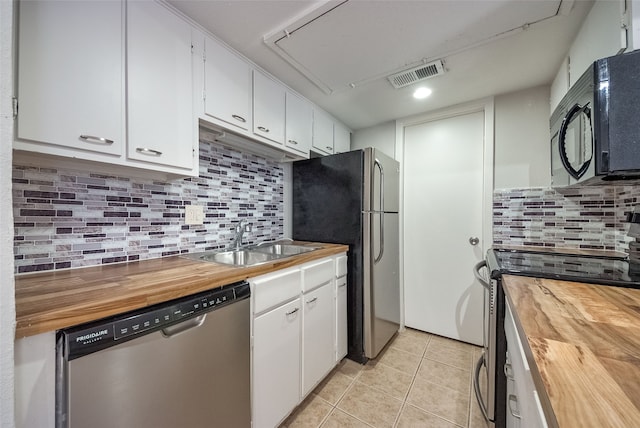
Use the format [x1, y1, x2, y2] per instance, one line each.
[185, 205, 204, 225]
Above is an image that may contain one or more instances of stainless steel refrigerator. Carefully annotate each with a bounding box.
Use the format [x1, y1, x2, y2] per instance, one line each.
[292, 147, 400, 363]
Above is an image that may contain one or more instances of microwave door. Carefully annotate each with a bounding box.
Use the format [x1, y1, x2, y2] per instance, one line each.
[559, 103, 594, 180]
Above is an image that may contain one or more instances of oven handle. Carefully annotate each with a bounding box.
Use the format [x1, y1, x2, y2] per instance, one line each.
[474, 260, 490, 290]
[473, 353, 491, 422]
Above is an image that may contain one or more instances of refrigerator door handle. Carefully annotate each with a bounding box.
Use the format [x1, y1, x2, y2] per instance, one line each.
[374, 159, 385, 263]
[374, 158, 384, 212]
[374, 213, 385, 263]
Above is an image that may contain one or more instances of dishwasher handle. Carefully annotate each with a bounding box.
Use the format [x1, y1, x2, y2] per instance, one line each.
[161, 314, 207, 338]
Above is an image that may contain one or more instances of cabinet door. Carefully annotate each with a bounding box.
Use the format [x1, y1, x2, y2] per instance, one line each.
[253, 71, 285, 144]
[336, 277, 348, 362]
[204, 37, 251, 131]
[312, 108, 334, 155]
[253, 299, 301, 428]
[285, 92, 312, 155]
[302, 282, 335, 396]
[127, 1, 194, 170]
[334, 121, 351, 154]
[17, 0, 123, 156]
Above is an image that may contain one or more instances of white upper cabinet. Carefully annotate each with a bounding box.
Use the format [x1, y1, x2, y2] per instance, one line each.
[203, 35, 252, 131]
[16, 0, 198, 176]
[253, 71, 286, 144]
[285, 92, 312, 156]
[333, 121, 351, 154]
[16, 0, 124, 156]
[127, 1, 195, 170]
[312, 108, 335, 155]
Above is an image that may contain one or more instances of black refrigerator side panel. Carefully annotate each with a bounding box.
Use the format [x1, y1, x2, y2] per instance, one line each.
[292, 151, 364, 243]
[292, 151, 368, 363]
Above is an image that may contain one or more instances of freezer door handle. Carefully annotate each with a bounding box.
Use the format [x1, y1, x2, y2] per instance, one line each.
[374, 159, 385, 263]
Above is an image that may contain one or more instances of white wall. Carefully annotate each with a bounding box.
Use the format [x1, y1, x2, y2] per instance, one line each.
[550, 57, 569, 112]
[494, 85, 551, 189]
[351, 120, 396, 159]
[569, 0, 627, 86]
[632, 0, 640, 50]
[353, 86, 551, 190]
[0, 1, 16, 427]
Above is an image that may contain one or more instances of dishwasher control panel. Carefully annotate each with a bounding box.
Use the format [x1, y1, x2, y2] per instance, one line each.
[61, 281, 250, 360]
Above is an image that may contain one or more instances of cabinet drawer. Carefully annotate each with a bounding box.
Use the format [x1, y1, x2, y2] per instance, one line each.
[252, 269, 301, 315]
[302, 259, 334, 293]
[336, 254, 347, 278]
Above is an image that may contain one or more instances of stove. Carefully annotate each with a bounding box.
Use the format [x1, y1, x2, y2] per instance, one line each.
[488, 248, 640, 289]
[474, 247, 640, 428]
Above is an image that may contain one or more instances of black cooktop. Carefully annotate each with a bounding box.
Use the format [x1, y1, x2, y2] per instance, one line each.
[487, 248, 640, 289]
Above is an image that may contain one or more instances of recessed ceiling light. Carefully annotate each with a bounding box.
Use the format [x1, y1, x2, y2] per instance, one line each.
[413, 87, 432, 99]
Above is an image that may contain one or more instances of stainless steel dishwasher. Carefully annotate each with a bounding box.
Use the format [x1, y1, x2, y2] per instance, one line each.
[56, 281, 251, 428]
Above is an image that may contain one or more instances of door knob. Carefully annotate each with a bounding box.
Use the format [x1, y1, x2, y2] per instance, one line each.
[469, 237, 479, 246]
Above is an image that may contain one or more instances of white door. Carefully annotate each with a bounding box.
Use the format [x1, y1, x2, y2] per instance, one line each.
[403, 111, 485, 345]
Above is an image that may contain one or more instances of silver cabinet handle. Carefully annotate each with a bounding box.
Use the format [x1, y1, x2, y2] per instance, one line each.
[508, 394, 521, 419]
[231, 114, 246, 123]
[306, 297, 318, 304]
[469, 237, 480, 246]
[285, 307, 299, 316]
[338, 282, 346, 288]
[80, 135, 114, 145]
[288, 139, 298, 145]
[136, 147, 162, 156]
[257, 126, 269, 133]
[325, 146, 333, 151]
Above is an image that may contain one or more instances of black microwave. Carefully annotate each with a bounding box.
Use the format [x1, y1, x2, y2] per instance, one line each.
[550, 49, 640, 186]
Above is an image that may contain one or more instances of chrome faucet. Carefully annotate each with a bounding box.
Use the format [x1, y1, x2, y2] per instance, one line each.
[231, 219, 251, 250]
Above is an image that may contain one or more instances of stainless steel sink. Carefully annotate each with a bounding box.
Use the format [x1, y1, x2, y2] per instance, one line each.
[252, 243, 319, 256]
[183, 250, 279, 267]
[182, 242, 320, 267]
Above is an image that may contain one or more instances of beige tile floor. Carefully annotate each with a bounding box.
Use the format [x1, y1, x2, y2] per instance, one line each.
[282, 328, 488, 428]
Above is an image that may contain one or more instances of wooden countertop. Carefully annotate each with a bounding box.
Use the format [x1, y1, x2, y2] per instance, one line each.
[15, 242, 349, 338]
[502, 274, 640, 427]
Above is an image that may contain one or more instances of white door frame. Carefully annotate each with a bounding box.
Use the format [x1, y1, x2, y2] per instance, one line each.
[394, 98, 495, 330]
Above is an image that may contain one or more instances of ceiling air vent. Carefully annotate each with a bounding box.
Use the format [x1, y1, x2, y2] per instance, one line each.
[387, 60, 445, 89]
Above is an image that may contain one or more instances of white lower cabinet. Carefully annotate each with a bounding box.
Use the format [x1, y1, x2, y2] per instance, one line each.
[253, 298, 302, 428]
[250, 253, 347, 427]
[505, 301, 548, 428]
[302, 281, 335, 396]
[335, 254, 348, 362]
[15, 332, 57, 428]
[336, 276, 348, 362]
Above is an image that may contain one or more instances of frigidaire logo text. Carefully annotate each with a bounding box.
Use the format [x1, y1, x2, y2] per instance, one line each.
[76, 329, 109, 342]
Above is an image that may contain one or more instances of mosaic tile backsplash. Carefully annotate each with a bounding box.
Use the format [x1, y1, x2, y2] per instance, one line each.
[493, 184, 640, 253]
[13, 141, 284, 273]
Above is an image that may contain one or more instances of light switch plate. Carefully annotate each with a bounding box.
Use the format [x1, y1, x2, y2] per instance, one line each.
[185, 205, 204, 225]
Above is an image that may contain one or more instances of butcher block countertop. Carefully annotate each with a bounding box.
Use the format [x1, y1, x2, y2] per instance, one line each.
[15, 242, 348, 339]
[502, 274, 640, 428]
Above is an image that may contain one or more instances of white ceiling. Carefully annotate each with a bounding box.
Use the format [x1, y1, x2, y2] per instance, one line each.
[168, 0, 593, 131]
